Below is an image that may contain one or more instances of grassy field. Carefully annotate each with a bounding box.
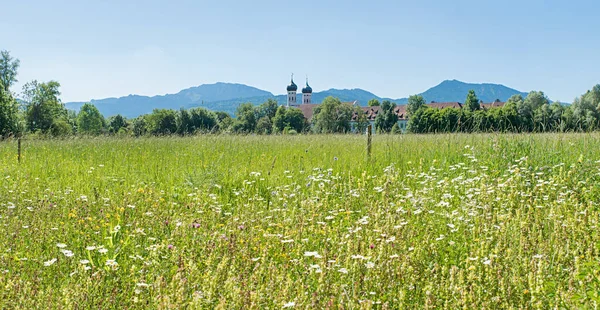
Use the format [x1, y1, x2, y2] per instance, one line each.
[1, 134, 600, 308]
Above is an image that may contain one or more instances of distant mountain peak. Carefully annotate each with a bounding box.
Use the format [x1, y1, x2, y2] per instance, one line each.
[417, 79, 528, 103]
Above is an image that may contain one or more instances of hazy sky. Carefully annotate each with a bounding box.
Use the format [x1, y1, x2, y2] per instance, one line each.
[2, 0, 599, 102]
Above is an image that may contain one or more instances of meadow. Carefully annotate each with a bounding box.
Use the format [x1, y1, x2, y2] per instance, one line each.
[1, 133, 600, 309]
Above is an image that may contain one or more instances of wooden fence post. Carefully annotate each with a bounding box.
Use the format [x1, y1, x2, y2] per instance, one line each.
[18, 138, 21, 164]
[367, 124, 372, 160]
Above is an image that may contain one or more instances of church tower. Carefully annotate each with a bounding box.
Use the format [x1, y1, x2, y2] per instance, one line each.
[302, 78, 313, 104]
[287, 74, 298, 107]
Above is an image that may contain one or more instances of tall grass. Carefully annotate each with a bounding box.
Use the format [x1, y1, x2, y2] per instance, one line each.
[1, 133, 599, 308]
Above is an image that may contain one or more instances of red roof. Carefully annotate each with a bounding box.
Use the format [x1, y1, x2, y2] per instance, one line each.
[428, 102, 463, 109]
[350, 105, 408, 121]
[296, 104, 320, 120]
[359, 106, 381, 121]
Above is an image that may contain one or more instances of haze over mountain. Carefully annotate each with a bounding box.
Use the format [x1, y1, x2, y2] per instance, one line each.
[65, 80, 531, 118]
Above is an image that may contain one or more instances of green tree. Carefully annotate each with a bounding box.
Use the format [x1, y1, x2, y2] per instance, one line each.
[368, 99, 380, 107]
[189, 108, 217, 133]
[549, 101, 565, 130]
[254, 99, 280, 134]
[77, 103, 105, 135]
[67, 110, 78, 132]
[438, 107, 461, 132]
[407, 95, 425, 116]
[486, 107, 503, 132]
[335, 103, 355, 133]
[592, 85, 600, 111]
[50, 119, 72, 136]
[272, 106, 287, 133]
[407, 106, 428, 133]
[313, 97, 353, 133]
[0, 51, 20, 92]
[108, 114, 128, 134]
[501, 97, 522, 132]
[132, 116, 147, 136]
[533, 104, 554, 132]
[272, 106, 307, 134]
[22, 80, 67, 134]
[255, 116, 272, 134]
[515, 91, 549, 131]
[232, 103, 257, 133]
[215, 111, 231, 123]
[256, 99, 279, 120]
[570, 86, 600, 131]
[285, 108, 307, 133]
[176, 108, 192, 135]
[524, 91, 550, 111]
[146, 109, 177, 135]
[391, 122, 402, 134]
[464, 90, 480, 112]
[214, 111, 233, 132]
[353, 106, 370, 134]
[0, 81, 20, 137]
[471, 109, 489, 132]
[374, 100, 397, 133]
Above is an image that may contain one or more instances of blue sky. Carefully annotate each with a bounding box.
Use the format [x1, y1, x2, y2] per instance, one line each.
[2, 0, 599, 103]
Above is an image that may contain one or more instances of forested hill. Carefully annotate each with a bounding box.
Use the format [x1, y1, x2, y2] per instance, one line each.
[65, 80, 530, 118]
[409, 80, 529, 103]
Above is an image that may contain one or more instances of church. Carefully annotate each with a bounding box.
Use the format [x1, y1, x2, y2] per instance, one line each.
[286, 75, 312, 107]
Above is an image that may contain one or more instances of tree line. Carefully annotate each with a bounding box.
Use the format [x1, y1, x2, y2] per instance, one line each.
[0, 51, 370, 137]
[405, 88, 600, 133]
[0, 51, 312, 137]
[1, 50, 600, 137]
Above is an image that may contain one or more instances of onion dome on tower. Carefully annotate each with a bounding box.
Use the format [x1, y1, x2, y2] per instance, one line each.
[302, 79, 313, 94]
[287, 77, 298, 92]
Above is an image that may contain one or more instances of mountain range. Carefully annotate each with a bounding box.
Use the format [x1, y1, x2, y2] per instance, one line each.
[65, 80, 530, 118]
